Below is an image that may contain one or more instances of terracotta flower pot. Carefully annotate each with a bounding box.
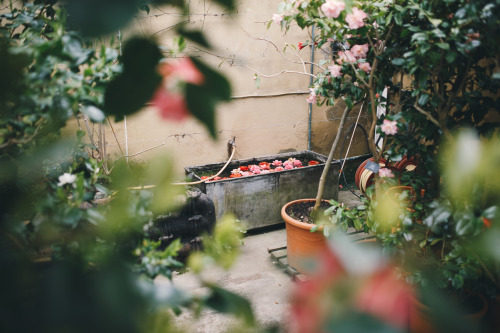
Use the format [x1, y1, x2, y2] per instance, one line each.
[409, 293, 488, 333]
[281, 199, 329, 275]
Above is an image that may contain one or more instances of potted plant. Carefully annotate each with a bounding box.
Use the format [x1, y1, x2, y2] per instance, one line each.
[273, 0, 500, 328]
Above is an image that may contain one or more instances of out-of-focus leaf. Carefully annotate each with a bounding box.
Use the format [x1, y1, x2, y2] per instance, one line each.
[204, 284, 255, 325]
[177, 27, 211, 48]
[63, 0, 140, 37]
[81, 105, 105, 122]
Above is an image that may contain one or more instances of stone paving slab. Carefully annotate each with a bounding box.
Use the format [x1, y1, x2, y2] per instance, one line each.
[158, 190, 363, 332]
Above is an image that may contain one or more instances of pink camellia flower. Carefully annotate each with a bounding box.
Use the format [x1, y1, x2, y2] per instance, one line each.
[284, 164, 294, 170]
[336, 50, 356, 64]
[275, 166, 285, 171]
[158, 58, 204, 85]
[272, 14, 284, 24]
[252, 168, 262, 175]
[320, 0, 345, 18]
[351, 44, 369, 58]
[328, 64, 342, 78]
[358, 62, 372, 73]
[293, 159, 302, 167]
[249, 165, 261, 173]
[345, 7, 367, 29]
[261, 169, 271, 174]
[356, 267, 413, 330]
[151, 58, 205, 121]
[379, 167, 394, 178]
[272, 160, 282, 167]
[151, 89, 190, 121]
[241, 171, 252, 177]
[306, 88, 317, 104]
[283, 159, 293, 167]
[380, 119, 398, 135]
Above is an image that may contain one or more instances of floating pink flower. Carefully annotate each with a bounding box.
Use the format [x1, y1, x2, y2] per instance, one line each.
[275, 166, 285, 171]
[358, 62, 372, 73]
[259, 162, 271, 170]
[252, 168, 262, 175]
[249, 165, 262, 173]
[328, 64, 342, 78]
[320, 0, 345, 18]
[261, 170, 271, 174]
[345, 7, 367, 29]
[379, 168, 394, 178]
[351, 44, 369, 58]
[241, 171, 252, 177]
[306, 88, 317, 104]
[283, 159, 293, 167]
[272, 14, 284, 24]
[284, 164, 294, 170]
[293, 159, 302, 167]
[272, 160, 282, 167]
[380, 119, 398, 135]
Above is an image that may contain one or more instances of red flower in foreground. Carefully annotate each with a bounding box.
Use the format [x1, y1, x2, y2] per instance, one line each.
[229, 173, 242, 178]
[356, 267, 413, 330]
[308, 160, 320, 166]
[288, 246, 413, 333]
[151, 89, 190, 121]
[151, 58, 204, 121]
[200, 176, 209, 180]
[239, 166, 249, 171]
[298, 42, 306, 50]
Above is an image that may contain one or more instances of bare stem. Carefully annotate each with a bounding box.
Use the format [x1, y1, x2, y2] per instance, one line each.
[313, 103, 351, 211]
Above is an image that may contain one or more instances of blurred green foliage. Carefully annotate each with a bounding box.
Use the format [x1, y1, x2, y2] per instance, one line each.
[0, 0, 267, 332]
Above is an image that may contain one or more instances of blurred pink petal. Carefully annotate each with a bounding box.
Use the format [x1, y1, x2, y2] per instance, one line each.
[356, 267, 413, 329]
[151, 88, 190, 121]
[158, 58, 204, 85]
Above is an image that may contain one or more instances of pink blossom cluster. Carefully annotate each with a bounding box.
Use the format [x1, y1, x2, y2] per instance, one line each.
[321, 0, 345, 18]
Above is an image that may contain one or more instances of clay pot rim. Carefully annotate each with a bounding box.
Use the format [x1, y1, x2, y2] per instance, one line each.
[281, 198, 330, 231]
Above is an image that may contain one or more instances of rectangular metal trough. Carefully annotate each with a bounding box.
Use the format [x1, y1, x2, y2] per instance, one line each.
[185, 150, 340, 230]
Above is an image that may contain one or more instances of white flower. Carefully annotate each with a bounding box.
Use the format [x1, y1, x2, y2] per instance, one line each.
[57, 173, 77, 186]
[272, 14, 284, 24]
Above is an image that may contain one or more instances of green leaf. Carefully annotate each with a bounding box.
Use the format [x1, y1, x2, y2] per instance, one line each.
[64, 0, 139, 37]
[391, 58, 405, 66]
[452, 274, 464, 288]
[204, 285, 255, 325]
[435, 42, 449, 50]
[445, 51, 457, 64]
[177, 28, 211, 48]
[418, 93, 430, 106]
[81, 105, 105, 122]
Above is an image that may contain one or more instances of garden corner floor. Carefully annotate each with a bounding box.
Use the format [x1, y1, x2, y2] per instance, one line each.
[154, 190, 363, 332]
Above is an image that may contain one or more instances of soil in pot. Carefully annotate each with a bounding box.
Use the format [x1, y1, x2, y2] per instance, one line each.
[285, 200, 331, 224]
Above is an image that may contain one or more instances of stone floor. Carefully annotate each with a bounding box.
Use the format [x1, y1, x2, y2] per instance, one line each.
[155, 190, 363, 332]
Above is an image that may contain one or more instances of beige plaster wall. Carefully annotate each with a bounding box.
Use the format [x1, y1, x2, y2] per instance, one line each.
[67, 0, 370, 178]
